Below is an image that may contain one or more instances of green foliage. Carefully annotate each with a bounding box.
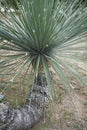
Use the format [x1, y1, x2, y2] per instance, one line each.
[0, 0, 87, 98]
[84, 101, 87, 105]
[74, 125, 84, 130]
[84, 117, 87, 121]
[1, 0, 20, 9]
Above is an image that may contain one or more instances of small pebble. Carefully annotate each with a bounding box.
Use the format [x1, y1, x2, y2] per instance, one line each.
[0, 94, 5, 101]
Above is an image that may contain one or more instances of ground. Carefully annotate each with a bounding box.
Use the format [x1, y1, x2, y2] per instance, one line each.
[31, 81, 87, 130]
[0, 43, 87, 130]
[1, 67, 87, 130]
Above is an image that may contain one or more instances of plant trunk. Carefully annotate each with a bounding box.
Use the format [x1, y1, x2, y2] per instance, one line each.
[0, 75, 49, 130]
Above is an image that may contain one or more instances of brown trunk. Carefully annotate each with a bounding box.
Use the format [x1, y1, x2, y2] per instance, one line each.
[0, 75, 49, 130]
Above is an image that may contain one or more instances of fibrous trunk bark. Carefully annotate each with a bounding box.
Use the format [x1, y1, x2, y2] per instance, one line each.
[0, 75, 49, 130]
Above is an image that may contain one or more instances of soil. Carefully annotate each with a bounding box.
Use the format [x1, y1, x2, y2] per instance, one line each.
[32, 64, 87, 130]
[0, 52, 87, 130]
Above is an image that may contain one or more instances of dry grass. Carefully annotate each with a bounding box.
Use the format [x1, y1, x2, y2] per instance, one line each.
[0, 54, 87, 129]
